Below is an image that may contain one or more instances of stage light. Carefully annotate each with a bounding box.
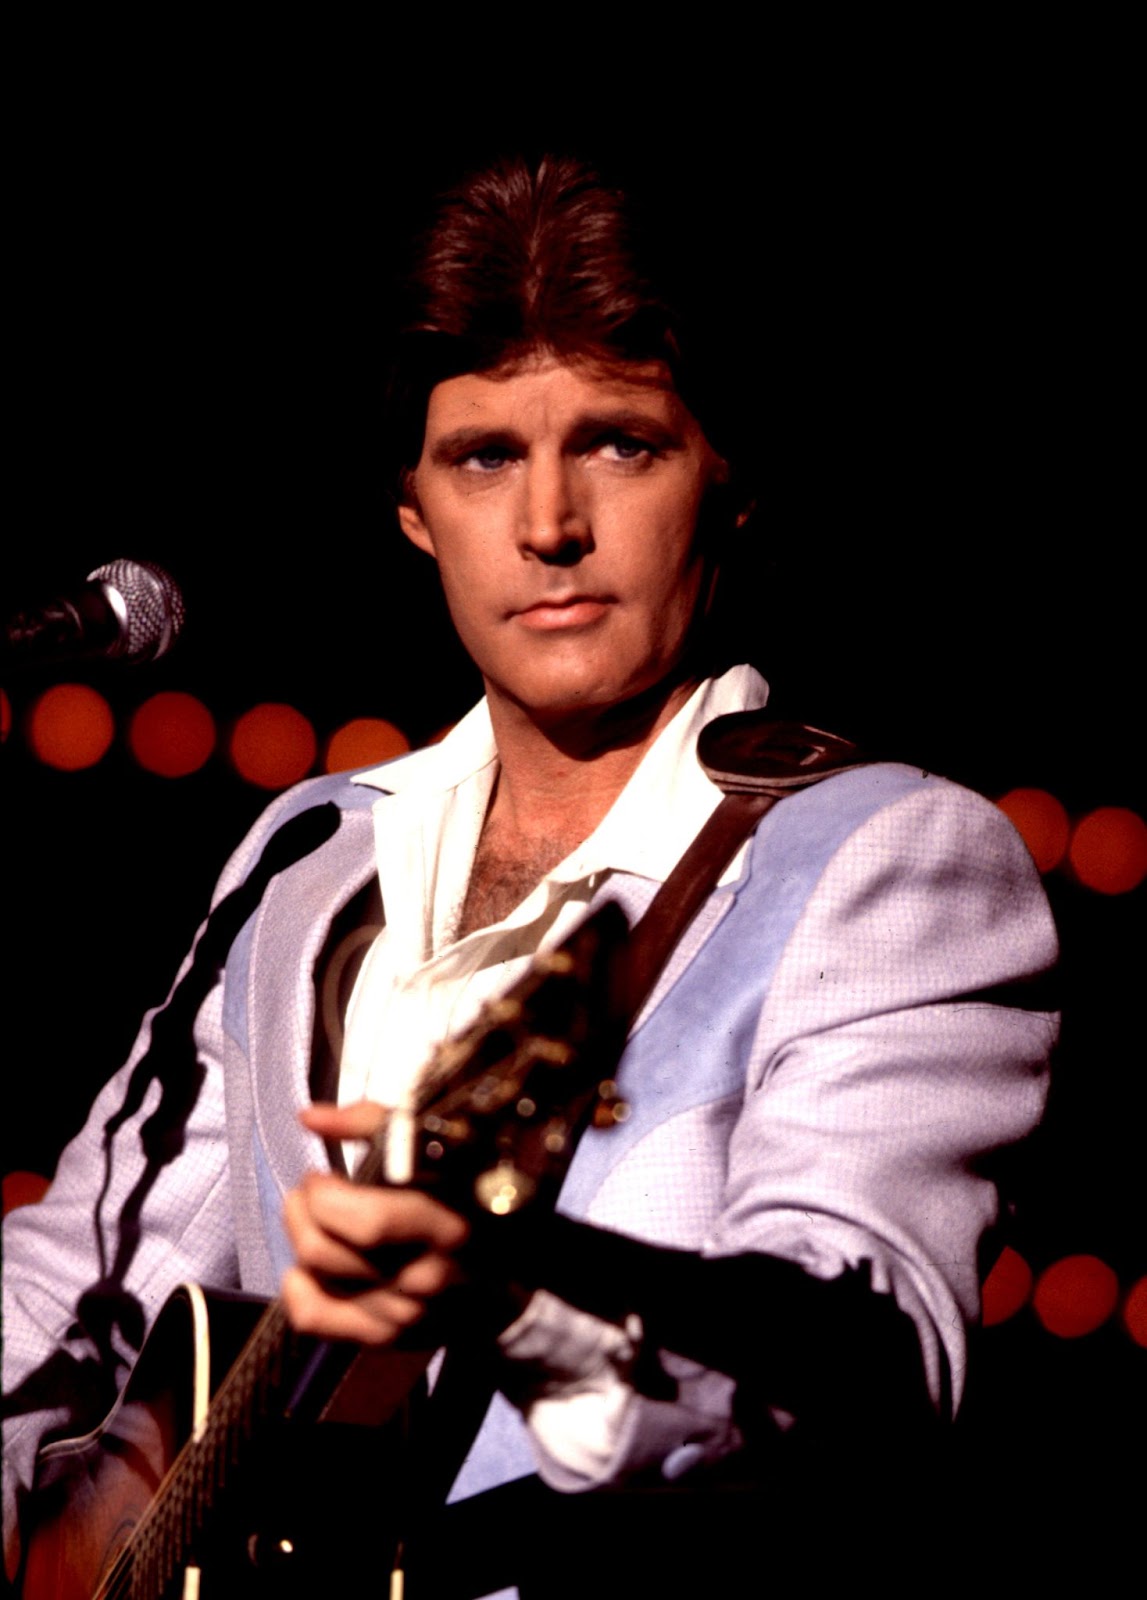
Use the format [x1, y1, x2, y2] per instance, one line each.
[1033, 1254, 1119, 1338]
[129, 691, 217, 777]
[1122, 1277, 1147, 1349]
[1069, 807, 1147, 895]
[982, 1246, 1033, 1327]
[2, 1171, 50, 1215]
[997, 788, 1071, 874]
[324, 717, 410, 774]
[229, 703, 317, 790]
[27, 683, 115, 770]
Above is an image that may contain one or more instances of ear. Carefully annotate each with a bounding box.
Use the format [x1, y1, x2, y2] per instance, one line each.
[710, 454, 755, 533]
[397, 485, 437, 559]
[733, 498, 756, 531]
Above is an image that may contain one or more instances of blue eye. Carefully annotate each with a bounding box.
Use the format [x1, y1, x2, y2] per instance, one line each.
[461, 445, 512, 473]
[600, 435, 654, 463]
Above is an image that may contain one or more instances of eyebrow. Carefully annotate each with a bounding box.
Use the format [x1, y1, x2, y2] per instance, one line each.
[428, 408, 683, 465]
[429, 427, 514, 465]
[570, 409, 681, 446]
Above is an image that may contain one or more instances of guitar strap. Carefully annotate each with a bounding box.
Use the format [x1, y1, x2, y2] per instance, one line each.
[617, 712, 866, 1021]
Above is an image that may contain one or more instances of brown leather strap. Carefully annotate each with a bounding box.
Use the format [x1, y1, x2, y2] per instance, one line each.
[618, 711, 866, 1025]
[619, 789, 778, 1020]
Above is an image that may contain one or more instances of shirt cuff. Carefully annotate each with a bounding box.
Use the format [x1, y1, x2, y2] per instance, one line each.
[495, 1289, 742, 1492]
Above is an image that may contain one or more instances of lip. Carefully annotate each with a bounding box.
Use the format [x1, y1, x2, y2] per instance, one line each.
[513, 595, 613, 630]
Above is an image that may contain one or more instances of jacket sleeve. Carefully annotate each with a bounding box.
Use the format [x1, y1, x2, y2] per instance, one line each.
[1, 942, 235, 1569]
[0, 781, 333, 1567]
[495, 777, 1058, 1490]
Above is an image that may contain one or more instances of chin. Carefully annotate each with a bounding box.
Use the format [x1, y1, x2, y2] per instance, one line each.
[500, 662, 691, 732]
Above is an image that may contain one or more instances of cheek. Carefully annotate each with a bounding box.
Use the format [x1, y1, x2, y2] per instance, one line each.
[422, 507, 497, 591]
[437, 570, 488, 649]
[637, 495, 710, 599]
[430, 537, 510, 666]
[646, 502, 720, 642]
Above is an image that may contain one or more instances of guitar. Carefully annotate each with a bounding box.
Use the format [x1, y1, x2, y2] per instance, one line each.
[21, 901, 629, 1599]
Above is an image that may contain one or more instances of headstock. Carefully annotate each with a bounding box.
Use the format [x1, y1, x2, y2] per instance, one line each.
[352, 901, 630, 1221]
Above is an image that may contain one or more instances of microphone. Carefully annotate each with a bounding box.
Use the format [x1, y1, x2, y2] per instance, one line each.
[2, 559, 186, 671]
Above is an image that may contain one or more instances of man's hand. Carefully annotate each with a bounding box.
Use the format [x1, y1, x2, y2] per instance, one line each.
[280, 1100, 471, 1345]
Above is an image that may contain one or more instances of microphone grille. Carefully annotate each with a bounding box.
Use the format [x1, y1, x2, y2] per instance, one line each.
[87, 559, 186, 662]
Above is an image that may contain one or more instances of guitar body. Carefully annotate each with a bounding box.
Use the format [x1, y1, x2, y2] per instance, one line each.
[23, 1285, 245, 1598]
[22, 1286, 416, 1599]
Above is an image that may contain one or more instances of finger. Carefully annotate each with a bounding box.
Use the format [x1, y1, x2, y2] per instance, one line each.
[294, 1173, 470, 1254]
[390, 1249, 466, 1299]
[280, 1266, 428, 1345]
[299, 1099, 388, 1140]
[285, 1189, 460, 1292]
[283, 1184, 386, 1281]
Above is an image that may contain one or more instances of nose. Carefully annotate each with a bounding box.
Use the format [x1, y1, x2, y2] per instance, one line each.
[518, 453, 593, 565]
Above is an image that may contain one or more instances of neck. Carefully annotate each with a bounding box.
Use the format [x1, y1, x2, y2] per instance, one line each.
[484, 672, 701, 849]
[455, 671, 703, 939]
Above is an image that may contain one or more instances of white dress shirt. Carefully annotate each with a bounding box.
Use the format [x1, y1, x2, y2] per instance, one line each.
[338, 664, 769, 1137]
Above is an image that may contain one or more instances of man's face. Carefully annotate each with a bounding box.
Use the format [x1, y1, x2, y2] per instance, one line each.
[398, 354, 729, 730]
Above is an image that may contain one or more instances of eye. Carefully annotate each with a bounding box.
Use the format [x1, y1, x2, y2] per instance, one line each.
[596, 433, 656, 465]
[458, 444, 514, 474]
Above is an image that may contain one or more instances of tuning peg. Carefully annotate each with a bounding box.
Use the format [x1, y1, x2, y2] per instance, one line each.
[592, 1080, 631, 1130]
[535, 950, 576, 977]
[422, 1114, 470, 1143]
[484, 996, 524, 1026]
[474, 1160, 537, 1216]
[526, 1038, 575, 1068]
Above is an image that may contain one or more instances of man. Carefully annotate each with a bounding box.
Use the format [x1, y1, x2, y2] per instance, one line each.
[3, 156, 1057, 1597]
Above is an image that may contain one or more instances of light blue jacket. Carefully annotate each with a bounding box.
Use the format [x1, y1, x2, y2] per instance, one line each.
[2, 749, 1058, 1563]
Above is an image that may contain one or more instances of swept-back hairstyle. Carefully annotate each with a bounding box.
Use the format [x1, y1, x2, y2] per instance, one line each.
[384, 154, 753, 513]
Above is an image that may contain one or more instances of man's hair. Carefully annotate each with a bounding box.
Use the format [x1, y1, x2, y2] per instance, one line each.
[384, 153, 753, 507]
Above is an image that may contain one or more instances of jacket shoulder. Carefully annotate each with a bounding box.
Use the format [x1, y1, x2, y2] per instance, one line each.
[210, 768, 380, 904]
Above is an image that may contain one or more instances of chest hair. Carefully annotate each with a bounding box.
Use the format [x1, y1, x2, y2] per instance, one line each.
[457, 825, 582, 939]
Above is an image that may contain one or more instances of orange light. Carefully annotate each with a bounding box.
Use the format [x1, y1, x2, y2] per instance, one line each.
[229, 703, 317, 790]
[2, 1171, 50, 1215]
[1068, 807, 1147, 895]
[1123, 1277, 1147, 1349]
[982, 1246, 1033, 1327]
[1033, 1254, 1119, 1338]
[129, 691, 217, 777]
[324, 717, 410, 774]
[27, 683, 115, 770]
[997, 788, 1071, 874]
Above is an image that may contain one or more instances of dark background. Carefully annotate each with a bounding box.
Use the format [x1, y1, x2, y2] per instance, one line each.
[4, 65, 1141, 1571]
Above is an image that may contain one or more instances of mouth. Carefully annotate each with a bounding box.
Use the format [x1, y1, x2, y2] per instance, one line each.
[513, 594, 613, 630]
